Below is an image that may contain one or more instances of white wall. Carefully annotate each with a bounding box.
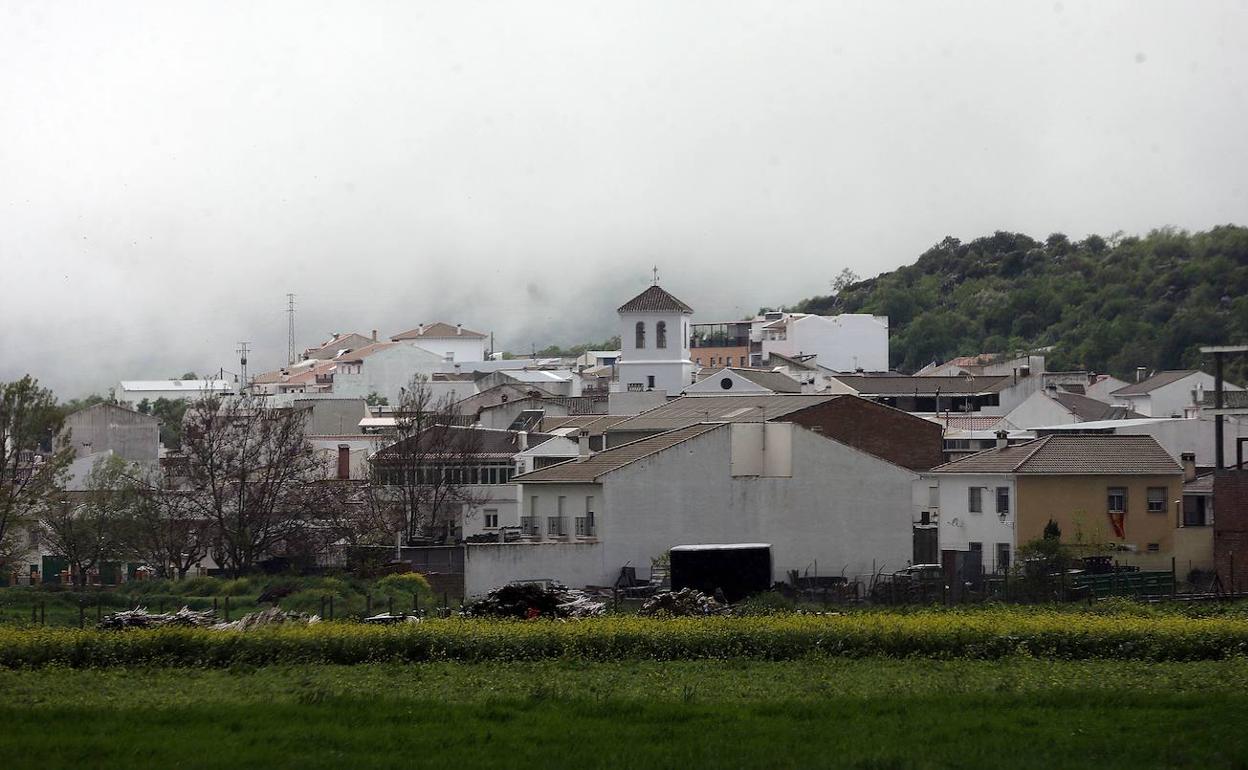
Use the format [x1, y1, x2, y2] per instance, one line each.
[332, 344, 453, 404]
[410, 335, 487, 363]
[617, 310, 693, 393]
[1004, 391, 1079, 428]
[462, 484, 522, 537]
[929, 473, 1017, 572]
[763, 314, 888, 372]
[683, 369, 773, 395]
[464, 541, 606, 596]
[512, 424, 917, 590]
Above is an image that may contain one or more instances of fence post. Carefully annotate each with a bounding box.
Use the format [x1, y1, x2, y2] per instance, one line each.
[413, 593, 419, 613]
[31, 602, 37, 625]
[328, 595, 334, 621]
[1171, 557, 1177, 598]
[79, 600, 85, 629]
[96, 594, 103, 622]
[224, 595, 230, 622]
[388, 596, 394, 617]
[213, 597, 218, 616]
[40, 601, 45, 625]
[366, 593, 372, 617]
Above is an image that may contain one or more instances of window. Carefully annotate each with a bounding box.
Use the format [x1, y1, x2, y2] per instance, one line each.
[585, 496, 594, 515]
[969, 541, 983, 553]
[635, 322, 646, 349]
[1183, 496, 1208, 527]
[726, 356, 734, 367]
[1108, 487, 1126, 513]
[483, 509, 498, 529]
[444, 352, 454, 362]
[695, 357, 702, 366]
[996, 543, 1011, 572]
[656, 321, 667, 349]
[927, 485, 939, 508]
[647, 375, 655, 389]
[968, 487, 982, 513]
[530, 496, 539, 516]
[1147, 487, 1166, 513]
[995, 487, 1009, 515]
[547, 516, 564, 535]
[1147, 543, 1160, 553]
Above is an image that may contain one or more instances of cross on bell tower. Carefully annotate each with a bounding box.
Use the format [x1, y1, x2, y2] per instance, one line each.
[651, 265, 660, 285]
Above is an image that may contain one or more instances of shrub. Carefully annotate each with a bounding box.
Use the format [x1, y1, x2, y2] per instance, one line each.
[3, 609, 1248, 668]
[373, 573, 433, 606]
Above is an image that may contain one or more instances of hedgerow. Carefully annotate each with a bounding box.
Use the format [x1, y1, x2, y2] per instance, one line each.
[3, 610, 1248, 668]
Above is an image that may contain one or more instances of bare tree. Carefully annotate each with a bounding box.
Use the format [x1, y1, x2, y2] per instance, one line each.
[180, 394, 333, 576]
[38, 453, 131, 586]
[0, 376, 72, 570]
[369, 375, 485, 544]
[121, 465, 213, 579]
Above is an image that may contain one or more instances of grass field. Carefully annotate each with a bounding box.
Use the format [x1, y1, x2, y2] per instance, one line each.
[2, 660, 1247, 769]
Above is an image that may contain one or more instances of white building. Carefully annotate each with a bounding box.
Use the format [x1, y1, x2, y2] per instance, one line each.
[332, 342, 464, 405]
[759, 312, 889, 373]
[683, 367, 802, 396]
[614, 284, 695, 395]
[1111, 370, 1242, 418]
[390, 322, 488, 363]
[461, 420, 918, 595]
[117, 379, 235, 404]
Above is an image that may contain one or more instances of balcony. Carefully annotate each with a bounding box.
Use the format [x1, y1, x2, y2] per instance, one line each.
[519, 517, 540, 538]
[575, 516, 596, 538]
[546, 516, 566, 537]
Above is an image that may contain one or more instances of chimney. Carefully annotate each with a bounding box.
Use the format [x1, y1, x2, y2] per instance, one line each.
[516, 431, 528, 452]
[336, 444, 350, 480]
[1136, 366, 1147, 383]
[456, 324, 463, 335]
[1180, 452, 1197, 482]
[578, 429, 591, 457]
[995, 430, 1009, 449]
[371, 329, 378, 341]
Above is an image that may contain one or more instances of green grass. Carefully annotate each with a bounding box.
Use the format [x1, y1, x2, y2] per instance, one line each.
[2, 660, 1247, 769]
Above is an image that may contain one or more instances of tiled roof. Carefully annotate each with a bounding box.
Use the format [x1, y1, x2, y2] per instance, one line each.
[927, 414, 1009, 431]
[829, 375, 1011, 395]
[932, 434, 1181, 475]
[374, 426, 556, 460]
[304, 333, 377, 360]
[1201, 391, 1248, 409]
[609, 394, 838, 435]
[616, 285, 694, 314]
[1053, 391, 1144, 421]
[539, 415, 632, 435]
[391, 322, 487, 341]
[696, 368, 802, 393]
[514, 424, 721, 483]
[1112, 370, 1198, 396]
[333, 341, 398, 363]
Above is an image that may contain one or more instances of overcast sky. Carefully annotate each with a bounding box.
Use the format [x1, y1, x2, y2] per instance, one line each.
[2, 1, 1246, 397]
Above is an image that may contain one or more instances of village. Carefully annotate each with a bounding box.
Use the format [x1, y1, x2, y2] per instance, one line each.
[9, 279, 1248, 609]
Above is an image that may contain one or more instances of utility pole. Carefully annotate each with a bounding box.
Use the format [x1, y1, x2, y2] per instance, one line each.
[236, 342, 250, 393]
[286, 293, 296, 365]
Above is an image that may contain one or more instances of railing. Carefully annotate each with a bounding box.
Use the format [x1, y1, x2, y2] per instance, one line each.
[519, 517, 540, 537]
[546, 517, 566, 537]
[575, 517, 596, 537]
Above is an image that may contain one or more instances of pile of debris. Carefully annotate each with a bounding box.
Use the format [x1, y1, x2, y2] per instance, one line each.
[638, 588, 728, 617]
[361, 612, 421, 625]
[97, 606, 217, 630]
[212, 606, 320, 632]
[463, 582, 606, 619]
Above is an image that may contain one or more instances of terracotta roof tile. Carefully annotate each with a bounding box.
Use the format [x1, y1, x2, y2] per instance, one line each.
[616, 285, 694, 314]
[932, 434, 1181, 475]
[515, 424, 721, 483]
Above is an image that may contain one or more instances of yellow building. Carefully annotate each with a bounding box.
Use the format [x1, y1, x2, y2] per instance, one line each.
[931, 434, 1196, 572]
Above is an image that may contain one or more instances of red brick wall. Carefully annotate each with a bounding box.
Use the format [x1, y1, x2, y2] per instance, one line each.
[786, 397, 945, 471]
[1214, 470, 1248, 592]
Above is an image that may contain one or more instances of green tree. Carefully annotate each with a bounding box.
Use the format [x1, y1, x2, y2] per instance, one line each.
[38, 454, 133, 586]
[0, 376, 72, 567]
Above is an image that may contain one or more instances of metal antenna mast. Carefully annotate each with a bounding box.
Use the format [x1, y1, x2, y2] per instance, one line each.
[286, 293, 296, 365]
[236, 342, 250, 392]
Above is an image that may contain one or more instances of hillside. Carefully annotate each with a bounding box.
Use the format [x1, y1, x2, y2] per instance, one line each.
[791, 225, 1248, 378]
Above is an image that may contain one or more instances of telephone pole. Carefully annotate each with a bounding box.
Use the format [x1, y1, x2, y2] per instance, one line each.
[286, 293, 296, 365]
